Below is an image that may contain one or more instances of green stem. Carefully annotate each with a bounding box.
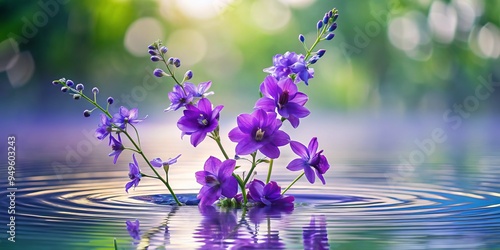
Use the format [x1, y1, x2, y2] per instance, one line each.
[282, 172, 305, 195]
[140, 173, 160, 179]
[265, 159, 273, 184]
[243, 152, 257, 185]
[122, 129, 182, 206]
[211, 128, 230, 160]
[129, 123, 141, 148]
[233, 173, 247, 205]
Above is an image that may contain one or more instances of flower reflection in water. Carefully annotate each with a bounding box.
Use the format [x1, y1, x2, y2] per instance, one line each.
[126, 204, 330, 249]
[303, 215, 329, 250]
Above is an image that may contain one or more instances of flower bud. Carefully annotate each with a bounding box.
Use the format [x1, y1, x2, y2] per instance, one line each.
[61, 86, 69, 92]
[51, 80, 59, 86]
[316, 20, 323, 30]
[167, 57, 174, 65]
[184, 70, 193, 80]
[76, 83, 84, 91]
[148, 49, 157, 56]
[92, 87, 99, 94]
[173, 58, 181, 68]
[317, 49, 326, 58]
[148, 45, 155, 50]
[333, 13, 338, 22]
[73, 94, 81, 100]
[298, 34, 305, 43]
[328, 23, 337, 32]
[308, 55, 319, 64]
[150, 56, 161, 62]
[66, 79, 74, 87]
[160, 46, 168, 54]
[323, 14, 329, 24]
[153, 68, 166, 78]
[325, 33, 335, 40]
[107, 97, 114, 105]
[328, 10, 333, 18]
[83, 110, 91, 117]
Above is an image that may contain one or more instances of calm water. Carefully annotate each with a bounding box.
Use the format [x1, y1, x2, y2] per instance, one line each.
[1, 117, 500, 249]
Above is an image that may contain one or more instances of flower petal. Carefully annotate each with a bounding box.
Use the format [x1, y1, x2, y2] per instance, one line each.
[291, 92, 308, 106]
[286, 158, 307, 171]
[254, 97, 276, 112]
[204, 156, 222, 174]
[271, 130, 290, 147]
[290, 141, 309, 159]
[190, 131, 207, 147]
[228, 127, 246, 142]
[150, 158, 163, 168]
[198, 185, 220, 206]
[308, 137, 319, 155]
[303, 166, 316, 184]
[235, 137, 261, 156]
[262, 75, 280, 100]
[236, 113, 255, 134]
[195, 170, 210, 185]
[220, 176, 238, 199]
[259, 143, 280, 159]
[218, 159, 236, 180]
[197, 98, 212, 114]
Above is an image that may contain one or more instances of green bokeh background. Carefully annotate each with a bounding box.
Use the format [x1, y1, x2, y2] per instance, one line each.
[2, 0, 499, 119]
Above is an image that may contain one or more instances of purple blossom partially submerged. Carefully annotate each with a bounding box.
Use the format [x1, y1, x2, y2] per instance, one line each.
[165, 85, 194, 112]
[108, 134, 124, 164]
[255, 75, 310, 128]
[195, 156, 238, 206]
[113, 106, 146, 129]
[177, 98, 223, 147]
[125, 154, 141, 193]
[287, 137, 330, 184]
[247, 179, 294, 207]
[228, 109, 290, 159]
[150, 154, 181, 168]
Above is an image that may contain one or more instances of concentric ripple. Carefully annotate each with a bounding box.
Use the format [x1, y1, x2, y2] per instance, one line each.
[1, 161, 499, 249]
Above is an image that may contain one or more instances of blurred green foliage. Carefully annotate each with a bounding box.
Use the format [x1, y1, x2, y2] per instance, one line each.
[1, 0, 499, 116]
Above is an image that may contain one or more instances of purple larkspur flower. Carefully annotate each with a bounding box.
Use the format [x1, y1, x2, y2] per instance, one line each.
[150, 154, 181, 168]
[247, 179, 294, 207]
[177, 98, 223, 147]
[95, 114, 113, 140]
[195, 156, 238, 206]
[264, 51, 314, 85]
[125, 154, 141, 193]
[125, 219, 141, 241]
[113, 106, 146, 129]
[184, 81, 214, 98]
[228, 109, 290, 159]
[287, 137, 330, 184]
[109, 134, 124, 164]
[255, 75, 310, 128]
[165, 85, 194, 112]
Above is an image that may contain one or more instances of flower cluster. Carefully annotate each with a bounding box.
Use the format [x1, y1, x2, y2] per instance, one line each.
[51, 8, 338, 208]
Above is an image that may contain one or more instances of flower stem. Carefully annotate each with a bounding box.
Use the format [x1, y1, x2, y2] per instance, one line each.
[211, 128, 230, 160]
[121, 131, 182, 205]
[233, 173, 247, 205]
[243, 152, 257, 185]
[265, 159, 273, 184]
[282, 172, 304, 195]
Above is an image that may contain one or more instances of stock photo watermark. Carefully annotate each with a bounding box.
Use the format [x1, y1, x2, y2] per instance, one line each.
[51, 66, 164, 180]
[6, 136, 17, 243]
[387, 74, 500, 187]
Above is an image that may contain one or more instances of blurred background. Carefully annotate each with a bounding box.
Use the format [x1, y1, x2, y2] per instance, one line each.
[1, 0, 500, 162]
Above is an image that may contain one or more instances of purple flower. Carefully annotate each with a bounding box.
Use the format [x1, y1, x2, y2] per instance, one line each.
[255, 76, 310, 128]
[177, 98, 223, 147]
[247, 179, 294, 207]
[125, 154, 141, 193]
[303, 215, 329, 250]
[150, 154, 181, 168]
[126, 219, 141, 241]
[195, 156, 238, 206]
[264, 51, 314, 85]
[228, 109, 290, 159]
[165, 85, 194, 112]
[287, 137, 330, 184]
[108, 134, 124, 164]
[113, 106, 146, 129]
[95, 114, 113, 140]
[184, 81, 214, 98]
